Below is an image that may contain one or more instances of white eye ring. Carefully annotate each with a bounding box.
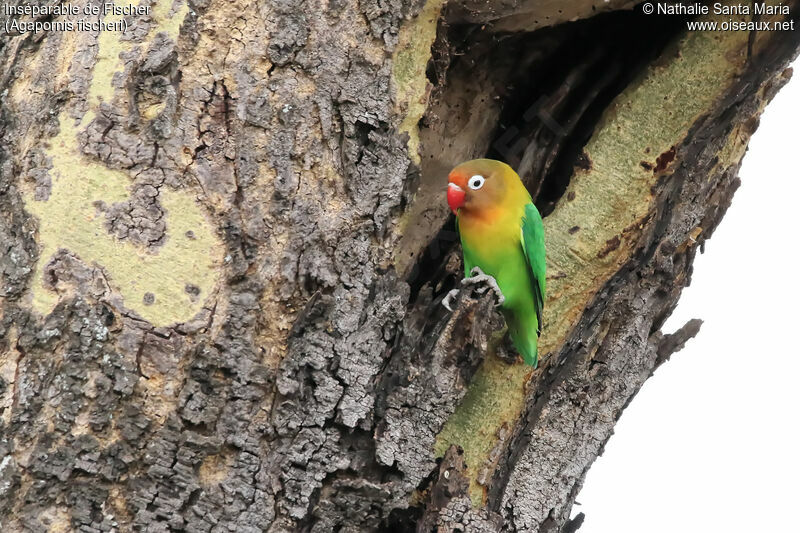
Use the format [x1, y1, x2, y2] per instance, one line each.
[468, 175, 485, 190]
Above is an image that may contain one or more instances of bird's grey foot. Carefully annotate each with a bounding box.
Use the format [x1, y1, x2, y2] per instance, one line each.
[462, 266, 505, 307]
[442, 288, 461, 312]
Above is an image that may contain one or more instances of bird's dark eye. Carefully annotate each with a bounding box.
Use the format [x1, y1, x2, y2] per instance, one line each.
[468, 175, 485, 190]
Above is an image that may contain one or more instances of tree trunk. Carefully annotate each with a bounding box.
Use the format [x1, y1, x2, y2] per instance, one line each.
[0, 0, 797, 531]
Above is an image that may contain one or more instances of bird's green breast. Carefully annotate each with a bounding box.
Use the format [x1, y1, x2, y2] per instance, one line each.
[459, 209, 534, 311]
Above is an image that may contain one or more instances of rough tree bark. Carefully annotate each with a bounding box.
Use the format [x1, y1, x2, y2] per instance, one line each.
[0, 0, 797, 531]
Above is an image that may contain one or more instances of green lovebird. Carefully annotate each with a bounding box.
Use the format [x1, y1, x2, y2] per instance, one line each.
[445, 159, 546, 367]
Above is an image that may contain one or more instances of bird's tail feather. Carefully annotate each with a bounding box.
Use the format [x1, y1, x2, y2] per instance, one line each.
[508, 318, 539, 367]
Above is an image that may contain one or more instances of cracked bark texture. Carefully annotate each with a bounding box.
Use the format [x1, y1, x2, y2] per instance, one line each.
[0, 1, 798, 532]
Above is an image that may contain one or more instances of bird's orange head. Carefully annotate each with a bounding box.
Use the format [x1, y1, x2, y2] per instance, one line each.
[447, 159, 515, 215]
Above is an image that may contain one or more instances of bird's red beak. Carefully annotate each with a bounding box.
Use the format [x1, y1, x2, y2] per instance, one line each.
[447, 174, 466, 214]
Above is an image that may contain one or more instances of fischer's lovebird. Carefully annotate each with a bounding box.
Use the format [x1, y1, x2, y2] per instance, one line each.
[446, 159, 546, 367]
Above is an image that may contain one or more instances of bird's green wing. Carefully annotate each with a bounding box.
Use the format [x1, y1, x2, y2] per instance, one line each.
[520, 203, 546, 335]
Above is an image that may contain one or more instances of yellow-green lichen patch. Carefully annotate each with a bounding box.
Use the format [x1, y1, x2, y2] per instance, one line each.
[25, 113, 221, 327]
[84, 0, 141, 118]
[392, 0, 446, 163]
[151, 0, 190, 38]
[84, 0, 189, 124]
[435, 9, 755, 506]
[20, 0, 217, 327]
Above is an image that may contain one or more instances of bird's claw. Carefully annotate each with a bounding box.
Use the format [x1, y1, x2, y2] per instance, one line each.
[462, 267, 505, 307]
[442, 267, 506, 312]
[442, 288, 460, 312]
